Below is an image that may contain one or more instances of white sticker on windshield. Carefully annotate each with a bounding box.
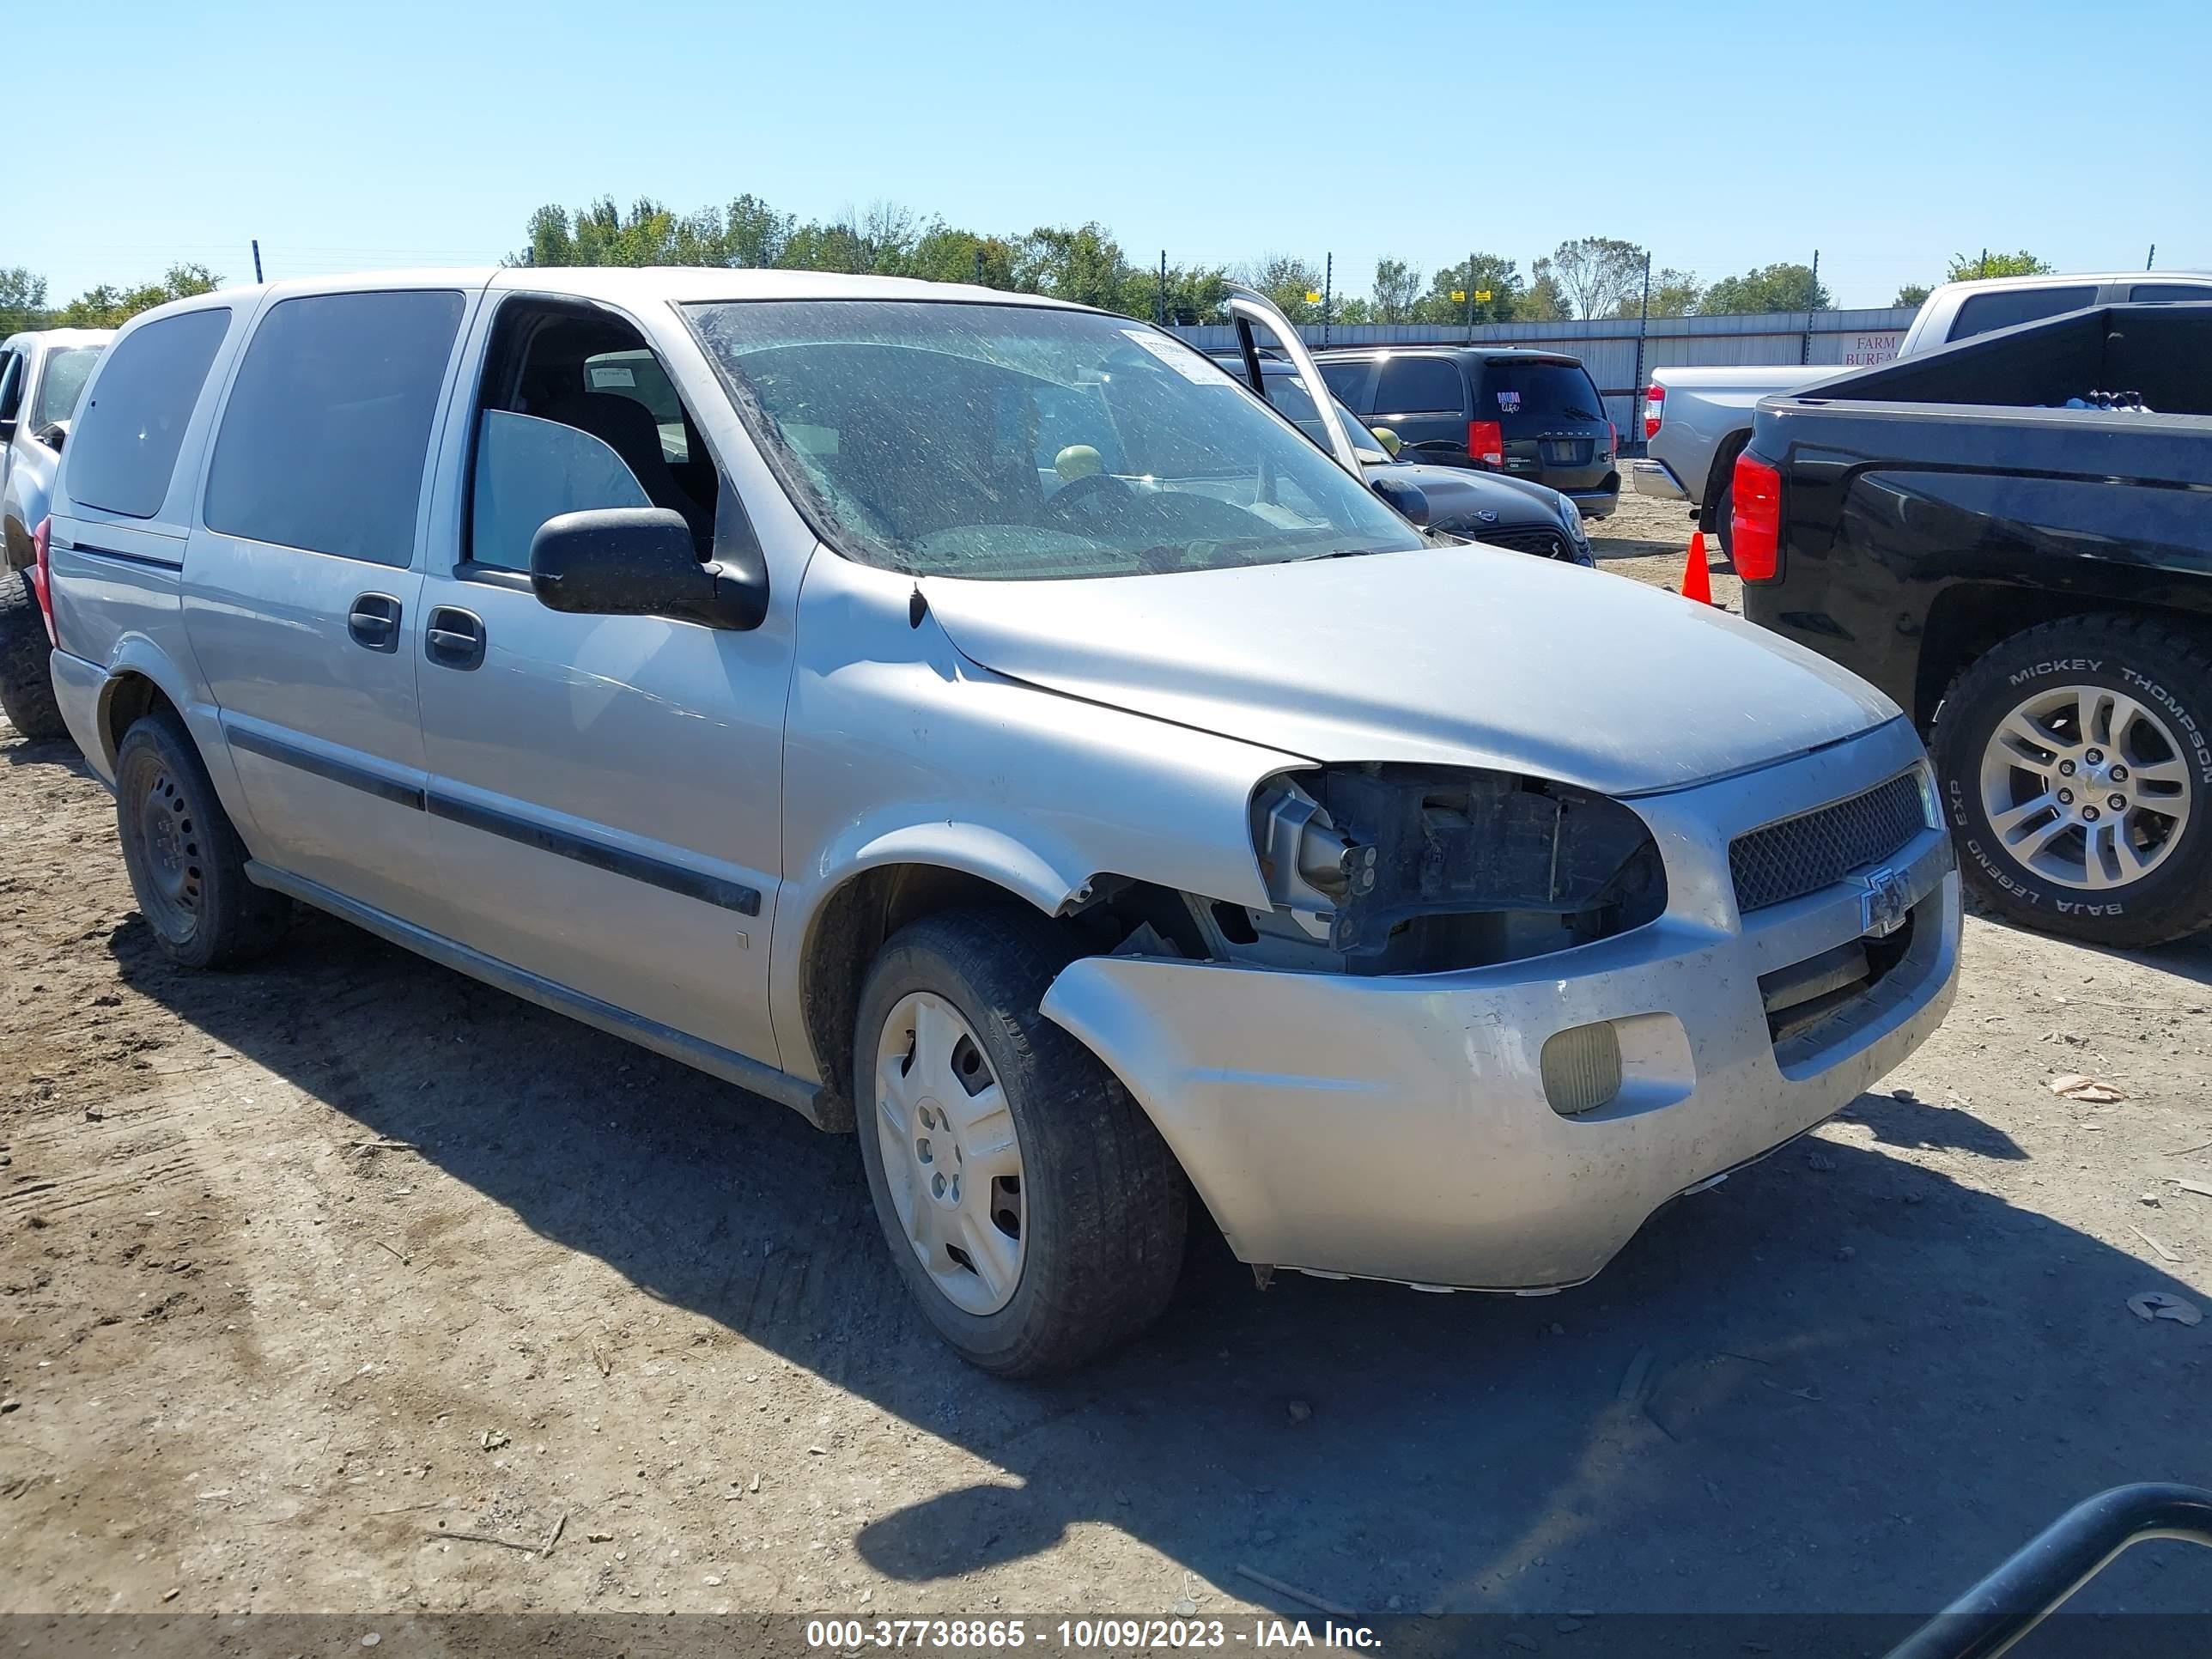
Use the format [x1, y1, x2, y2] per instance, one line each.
[590, 365, 637, 389]
[1121, 328, 1237, 385]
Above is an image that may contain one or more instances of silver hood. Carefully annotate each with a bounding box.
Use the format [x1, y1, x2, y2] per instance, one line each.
[921, 544, 1902, 797]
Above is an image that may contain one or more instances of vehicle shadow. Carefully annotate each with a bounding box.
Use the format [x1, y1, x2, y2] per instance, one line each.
[106, 906, 2212, 1618]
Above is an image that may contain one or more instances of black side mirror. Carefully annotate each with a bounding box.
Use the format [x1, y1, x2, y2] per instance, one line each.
[33, 422, 66, 453]
[530, 507, 767, 631]
[1370, 475, 1430, 528]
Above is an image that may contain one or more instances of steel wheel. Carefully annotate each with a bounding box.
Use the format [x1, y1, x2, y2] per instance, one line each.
[129, 762, 207, 943]
[1978, 683, 2194, 892]
[872, 991, 1025, 1316]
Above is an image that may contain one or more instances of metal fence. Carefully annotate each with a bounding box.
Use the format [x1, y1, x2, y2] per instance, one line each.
[1170, 307, 1919, 432]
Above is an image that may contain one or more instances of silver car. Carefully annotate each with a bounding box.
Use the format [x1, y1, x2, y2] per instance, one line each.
[1, 326, 111, 738]
[42, 270, 1960, 1374]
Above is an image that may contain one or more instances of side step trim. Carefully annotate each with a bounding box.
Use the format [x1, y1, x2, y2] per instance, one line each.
[244, 860, 841, 1131]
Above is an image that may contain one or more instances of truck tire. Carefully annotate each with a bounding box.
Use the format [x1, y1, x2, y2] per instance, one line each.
[854, 907, 1188, 1376]
[1711, 476, 1735, 562]
[0, 568, 68, 744]
[114, 708, 291, 969]
[1932, 615, 2212, 947]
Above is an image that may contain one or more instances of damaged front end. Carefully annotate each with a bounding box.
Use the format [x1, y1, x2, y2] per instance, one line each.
[1228, 763, 1668, 974]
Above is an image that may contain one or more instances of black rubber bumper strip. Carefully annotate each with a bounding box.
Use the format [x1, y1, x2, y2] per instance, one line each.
[222, 720, 760, 918]
[424, 790, 762, 916]
[224, 722, 426, 811]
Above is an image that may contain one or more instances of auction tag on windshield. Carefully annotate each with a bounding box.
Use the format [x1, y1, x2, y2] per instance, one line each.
[590, 365, 637, 389]
[1496, 389, 1522, 412]
[1121, 328, 1238, 386]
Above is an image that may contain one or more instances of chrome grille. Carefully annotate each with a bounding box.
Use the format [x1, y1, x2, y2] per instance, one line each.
[1474, 526, 1571, 559]
[1730, 771, 1927, 915]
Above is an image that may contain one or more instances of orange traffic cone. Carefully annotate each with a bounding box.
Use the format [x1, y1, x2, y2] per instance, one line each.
[1680, 530, 1715, 606]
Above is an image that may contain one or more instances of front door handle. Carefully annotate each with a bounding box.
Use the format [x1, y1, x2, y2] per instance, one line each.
[348, 592, 402, 653]
[424, 605, 486, 672]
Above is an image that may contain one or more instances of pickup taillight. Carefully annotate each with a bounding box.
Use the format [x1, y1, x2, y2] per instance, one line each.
[1731, 451, 1783, 582]
[1468, 419, 1504, 468]
[30, 517, 56, 645]
[1644, 383, 1665, 440]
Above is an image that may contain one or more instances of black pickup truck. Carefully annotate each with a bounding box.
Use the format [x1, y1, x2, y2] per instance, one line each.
[1739, 301, 2212, 947]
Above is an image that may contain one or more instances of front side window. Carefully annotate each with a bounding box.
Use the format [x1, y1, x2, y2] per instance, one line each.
[204, 289, 465, 566]
[0, 353, 21, 423]
[1372, 356, 1465, 414]
[686, 301, 1421, 581]
[66, 307, 231, 520]
[31, 348, 103, 429]
[471, 412, 649, 572]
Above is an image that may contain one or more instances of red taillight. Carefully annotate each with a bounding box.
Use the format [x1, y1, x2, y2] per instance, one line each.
[1607, 420, 1618, 457]
[1468, 419, 1504, 468]
[1644, 384, 1665, 440]
[29, 517, 56, 645]
[1731, 451, 1783, 582]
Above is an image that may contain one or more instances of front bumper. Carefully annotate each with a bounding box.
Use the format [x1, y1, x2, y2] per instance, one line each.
[1042, 720, 1960, 1291]
[1632, 459, 1690, 501]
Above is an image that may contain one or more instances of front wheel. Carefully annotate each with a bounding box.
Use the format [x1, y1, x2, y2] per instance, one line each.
[1932, 615, 2212, 947]
[854, 908, 1187, 1376]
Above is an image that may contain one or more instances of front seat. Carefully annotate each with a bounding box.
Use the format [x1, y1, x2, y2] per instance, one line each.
[540, 391, 713, 546]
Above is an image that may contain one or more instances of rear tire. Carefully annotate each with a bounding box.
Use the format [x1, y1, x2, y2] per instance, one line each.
[1932, 614, 2212, 947]
[1711, 476, 1735, 563]
[114, 709, 291, 969]
[854, 907, 1187, 1376]
[0, 568, 68, 744]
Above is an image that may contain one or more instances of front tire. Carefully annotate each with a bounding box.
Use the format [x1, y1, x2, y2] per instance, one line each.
[1932, 615, 2212, 947]
[854, 908, 1187, 1376]
[114, 709, 291, 969]
[0, 568, 68, 743]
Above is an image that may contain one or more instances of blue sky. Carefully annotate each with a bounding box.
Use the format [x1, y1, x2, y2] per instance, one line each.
[15, 0, 2208, 310]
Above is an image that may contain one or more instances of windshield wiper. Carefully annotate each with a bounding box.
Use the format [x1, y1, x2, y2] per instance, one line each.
[1294, 545, 1398, 563]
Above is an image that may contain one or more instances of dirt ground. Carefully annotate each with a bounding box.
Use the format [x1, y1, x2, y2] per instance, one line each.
[4, 540, 2209, 1629]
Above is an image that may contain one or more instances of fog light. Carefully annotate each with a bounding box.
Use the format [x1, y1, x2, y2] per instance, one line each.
[1542, 1022, 1623, 1117]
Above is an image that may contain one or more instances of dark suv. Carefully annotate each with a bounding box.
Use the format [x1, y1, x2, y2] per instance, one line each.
[1315, 347, 1619, 518]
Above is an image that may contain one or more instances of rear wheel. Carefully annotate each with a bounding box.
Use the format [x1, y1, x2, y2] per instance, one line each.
[854, 908, 1187, 1376]
[115, 709, 291, 969]
[1711, 476, 1735, 562]
[1932, 615, 2212, 946]
[0, 568, 67, 743]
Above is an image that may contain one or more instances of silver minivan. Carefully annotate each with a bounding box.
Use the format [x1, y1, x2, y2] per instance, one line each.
[41, 270, 1959, 1373]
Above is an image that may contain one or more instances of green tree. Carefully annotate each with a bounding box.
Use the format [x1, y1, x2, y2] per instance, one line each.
[1, 268, 49, 335]
[1612, 267, 1700, 319]
[1893, 282, 1934, 307]
[1111, 261, 1231, 325]
[1515, 261, 1569, 322]
[52, 264, 221, 328]
[1015, 223, 1130, 310]
[1370, 257, 1421, 324]
[910, 226, 1019, 289]
[723, 193, 795, 268]
[1412, 254, 1522, 325]
[1239, 252, 1324, 324]
[1946, 249, 2053, 282]
[1330, 295, 1372, 325]
[1697, 261, 1832, 315]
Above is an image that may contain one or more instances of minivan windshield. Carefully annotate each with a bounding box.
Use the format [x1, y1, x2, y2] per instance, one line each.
[687, 301, 1424, 580]
[31, 346, 102, 429]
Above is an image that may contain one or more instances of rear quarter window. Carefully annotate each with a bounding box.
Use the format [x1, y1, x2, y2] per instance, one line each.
[1372, 356, 1465, 414]
[2127, 283, 2212, 304]
[65, 308, 232, 520]
[1948, 286, 2095, 342]
[204, 289, 465, 567]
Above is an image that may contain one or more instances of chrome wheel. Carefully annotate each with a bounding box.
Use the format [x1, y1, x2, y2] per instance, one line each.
[872, 991, 1025, 1316]
[1978, 683, 2194, 891]
[132, 764, 205, 940]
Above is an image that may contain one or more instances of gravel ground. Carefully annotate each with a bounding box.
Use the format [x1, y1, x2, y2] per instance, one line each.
[3, 560, 2209, 1628]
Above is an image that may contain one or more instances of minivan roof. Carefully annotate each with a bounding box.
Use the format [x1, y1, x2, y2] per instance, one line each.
[109, 266, 1091, 331]
[1313, 345, 1585, 365]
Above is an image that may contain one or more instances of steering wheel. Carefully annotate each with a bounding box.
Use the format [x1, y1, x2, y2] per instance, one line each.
[1042, 471, 1136, 520]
